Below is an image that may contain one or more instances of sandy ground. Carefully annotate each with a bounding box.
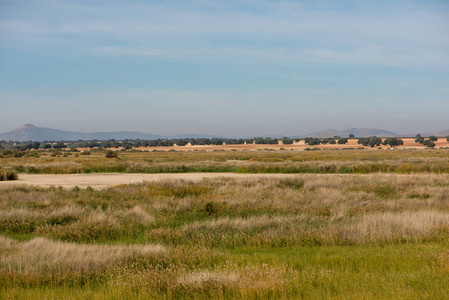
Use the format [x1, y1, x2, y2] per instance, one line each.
[0, 173, 303, 190]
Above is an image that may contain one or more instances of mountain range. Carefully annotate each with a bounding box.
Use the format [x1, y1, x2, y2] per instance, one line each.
[0, 124, 218, 142]
[0, 124, 448, 142]
[300, 128, 398, 138]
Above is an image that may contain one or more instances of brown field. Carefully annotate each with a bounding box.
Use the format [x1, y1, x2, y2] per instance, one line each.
[102, 137, 449, 152]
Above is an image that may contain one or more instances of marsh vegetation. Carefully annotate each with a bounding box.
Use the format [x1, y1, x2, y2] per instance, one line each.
[2, 148, 449, 175]
[1, 149, 449, 298]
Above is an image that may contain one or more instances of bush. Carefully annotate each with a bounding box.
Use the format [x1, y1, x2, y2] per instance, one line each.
[50, 151, 62, 157]
[0, 168, 18, 181]
[105, 150, 118, 158]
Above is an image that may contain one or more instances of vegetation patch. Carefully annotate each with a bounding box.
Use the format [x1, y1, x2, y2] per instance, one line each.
[0, 168, 18, 181]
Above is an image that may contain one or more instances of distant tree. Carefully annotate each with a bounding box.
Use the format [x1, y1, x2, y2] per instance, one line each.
[281, 137, 294, 145]
[101, 141, 112, 148]
[338, 138, 348, 144]
[426, 141, 436, 148]
[382, 138, 404, 147]
[429, 136, 438, 142]
[358, 137, 382, 147]
[415, 136, 424, 144]
[447, 136, 449, 142]
[304, 137, 321, 145]
[349, 134, 355, 138]
[210, 138, 224, 145]
[368, 137, 382, 147]
[53, 142, 65, 149]
[254, 137, 278, 145]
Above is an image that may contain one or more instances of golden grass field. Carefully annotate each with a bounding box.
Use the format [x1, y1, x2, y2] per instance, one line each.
[110, 137, 449, 152]
[1, 148, 449, 298]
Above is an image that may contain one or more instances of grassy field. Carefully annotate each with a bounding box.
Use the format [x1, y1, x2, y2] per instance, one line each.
[1, 148, 449, 174]
[1, 149, 449, 298]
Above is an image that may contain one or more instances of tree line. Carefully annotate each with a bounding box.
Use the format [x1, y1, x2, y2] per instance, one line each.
[1, 135, 447, 150]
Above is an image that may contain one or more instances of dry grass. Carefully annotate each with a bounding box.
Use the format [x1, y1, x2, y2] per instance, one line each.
[0, 168, 18, 181]
[0, 236, 166, 275]
[338, 211, 449, 243]
[1, 171, 449, 298]
[2, 148, 449, 175]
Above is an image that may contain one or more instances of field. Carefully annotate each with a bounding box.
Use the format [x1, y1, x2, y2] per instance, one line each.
[107, 137, 449, 151]
[1, 148, 449, 299]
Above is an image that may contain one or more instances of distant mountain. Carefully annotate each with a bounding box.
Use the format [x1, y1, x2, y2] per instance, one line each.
[301, 128, 397, 138]
[170, 134, 223, 139]
[0, 124, 225, 142]
[300, 129, 338, 138]
[1, 124, 447, 142]
[430, 129, 449, 137]
[0, 124, 165, 142]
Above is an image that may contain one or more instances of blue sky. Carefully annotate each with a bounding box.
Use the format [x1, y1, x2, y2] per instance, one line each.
[1, 0, 448, 136]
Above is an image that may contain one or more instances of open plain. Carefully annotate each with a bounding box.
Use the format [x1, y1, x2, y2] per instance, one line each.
[1, 148, 449, 299]
[121, 137, 449, 152]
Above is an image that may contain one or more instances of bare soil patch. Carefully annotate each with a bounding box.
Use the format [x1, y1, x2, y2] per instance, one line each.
[0, 173, 301, 190]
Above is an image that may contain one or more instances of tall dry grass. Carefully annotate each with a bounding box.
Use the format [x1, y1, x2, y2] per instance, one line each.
[0, 168, 18, 181]
[1, 173, 449, 297]
[0, 236, 166, 275]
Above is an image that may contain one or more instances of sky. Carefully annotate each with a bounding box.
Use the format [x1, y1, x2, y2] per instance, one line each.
[1, 0, 448, 137]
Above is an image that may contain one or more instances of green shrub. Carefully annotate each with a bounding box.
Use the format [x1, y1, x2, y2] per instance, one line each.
[105, 150, 118, 158]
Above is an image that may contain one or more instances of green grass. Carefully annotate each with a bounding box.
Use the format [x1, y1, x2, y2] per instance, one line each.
[2, 243, 449, 299]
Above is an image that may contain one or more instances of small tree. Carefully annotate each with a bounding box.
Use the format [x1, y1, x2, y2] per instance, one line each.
[338, 137, 348, 144]
[382, 138, 404, 147]
[53, 142, 65, 149]
[429, 136, 438, 142]
[281, 137, 294, 145]
[349, 134, 355, 138]
[415, 136, 424, 144]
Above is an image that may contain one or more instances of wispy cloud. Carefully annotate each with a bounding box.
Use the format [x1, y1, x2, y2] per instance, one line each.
[2, 0, 448, 69]
[1, 0, 448, 135]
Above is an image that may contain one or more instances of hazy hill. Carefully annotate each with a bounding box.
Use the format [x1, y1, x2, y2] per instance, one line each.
[0, 124, 222, 142]
[0, 124, 164, 142]
[1, 124, 448, 142]
[430, 129, 449, 137]
[301, 128, 397, 138]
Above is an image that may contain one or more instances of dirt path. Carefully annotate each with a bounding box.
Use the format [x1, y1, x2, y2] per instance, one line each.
[0, 173, 303, 190]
